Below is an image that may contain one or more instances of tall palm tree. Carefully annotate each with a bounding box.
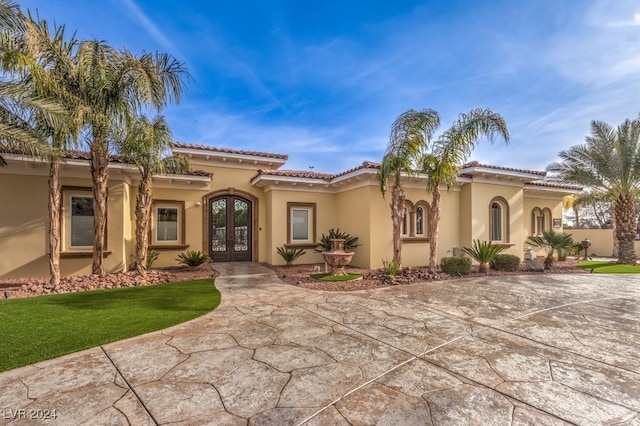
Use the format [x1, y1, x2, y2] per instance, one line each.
[547, 117, 640, 265]
[116, 114, 189, 276]
[0, 8, 78, 286]
[420, 108, 509, 270]
[377, 109, 440, 266]
[73, 43, 188, 275]
[0, 0, 62, 166]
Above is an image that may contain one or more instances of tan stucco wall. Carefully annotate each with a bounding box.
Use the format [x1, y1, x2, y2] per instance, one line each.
[464, 181, 523, 258]
[264, 189, 337, 266]
[0, 173, 49, 279]
[335, 185, 372, 268]
[0, 172, 132, 279]
[565, 228, 640, 258]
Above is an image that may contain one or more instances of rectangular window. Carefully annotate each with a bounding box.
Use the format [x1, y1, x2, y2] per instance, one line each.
[287, 202, 316, 245]
[70, 195, 94, 248]
[156, 206, 179, 242]
[151, 200, 185, 246]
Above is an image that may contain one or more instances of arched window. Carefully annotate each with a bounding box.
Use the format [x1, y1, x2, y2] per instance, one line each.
[402, 201, 414, 237]
[489, 197, 509, 242]
[415, 201, 430, 237]
[531, 207, 553, 235]
[416, 206, 424, 235]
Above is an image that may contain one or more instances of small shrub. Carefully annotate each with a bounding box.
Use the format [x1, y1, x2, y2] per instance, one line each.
[490, 254, 521, 272]
[276, 246, 306, 265]
[462, 240, 504, 272]
[315, 228, 360, 252]
[176, 250, 210, 267]
[441, 256, 472, 276]
[382, 258, 400, 276]
[146, 249, 160, 271]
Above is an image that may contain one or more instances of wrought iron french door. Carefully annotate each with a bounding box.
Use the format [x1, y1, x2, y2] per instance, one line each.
[209, 195, 252, 261]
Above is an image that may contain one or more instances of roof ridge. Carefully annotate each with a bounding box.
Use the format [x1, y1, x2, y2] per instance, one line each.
[172, 142, 288, 160]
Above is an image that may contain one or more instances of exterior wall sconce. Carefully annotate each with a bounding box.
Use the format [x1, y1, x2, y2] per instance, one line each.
[195, 202, 202, 207]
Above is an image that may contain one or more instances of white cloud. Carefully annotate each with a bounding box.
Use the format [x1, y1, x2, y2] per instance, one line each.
[118, 0, 179, 54]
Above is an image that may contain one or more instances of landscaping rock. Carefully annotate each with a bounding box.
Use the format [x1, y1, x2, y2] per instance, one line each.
[526, 260, 545, 272]
[0, 264, 219, 300]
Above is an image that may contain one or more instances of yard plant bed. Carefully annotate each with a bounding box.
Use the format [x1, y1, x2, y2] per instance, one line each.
[0, 278, 220, 372]
[269, 259, 586, 291]
[0, 263, 219, 300]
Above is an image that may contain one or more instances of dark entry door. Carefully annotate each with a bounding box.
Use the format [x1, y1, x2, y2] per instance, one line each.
[210, 196, 252, 261]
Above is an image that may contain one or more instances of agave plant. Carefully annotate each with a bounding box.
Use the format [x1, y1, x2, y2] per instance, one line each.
[526, 230, 574, 269]
[276, 246, 306, 266]
[461, 240, 504, 272]
[314, 228, 360, 252]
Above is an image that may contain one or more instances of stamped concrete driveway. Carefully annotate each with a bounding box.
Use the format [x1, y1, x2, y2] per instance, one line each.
[1, 263, 640, 425]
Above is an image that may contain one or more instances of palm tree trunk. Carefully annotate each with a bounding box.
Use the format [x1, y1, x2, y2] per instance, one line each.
[48, 160, 61, 286]
[614, 194, 637, 265]
[573, 206, 580, 229]
[428, 187, 441, 271]
[90, 130, 109, 276]
[135, 176, 153, 276]
[391, 184, 404, 266]
[611, 207, 619, 258]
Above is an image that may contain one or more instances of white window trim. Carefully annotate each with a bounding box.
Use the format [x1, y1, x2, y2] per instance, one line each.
[64, 189, 95, 251]
[287, 202, 316, 245]
[151, 200, 185, 246]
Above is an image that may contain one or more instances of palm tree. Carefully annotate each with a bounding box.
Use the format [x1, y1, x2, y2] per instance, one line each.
[0, 1, 63, 166]
[547, 118, 640, 265]
[0, 9, 79, 286]
[116, 115, 188, 276]
[420, 108, 509, 270]
[526, 230, 575, 269]
[73, 43, 188, 275]
[377, 109, 440, 266]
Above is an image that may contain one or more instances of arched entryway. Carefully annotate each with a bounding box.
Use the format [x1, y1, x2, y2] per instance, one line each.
[204, 190, 257, 262]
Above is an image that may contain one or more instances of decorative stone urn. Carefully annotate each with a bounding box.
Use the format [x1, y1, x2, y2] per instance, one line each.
[322, 238, 354, 276]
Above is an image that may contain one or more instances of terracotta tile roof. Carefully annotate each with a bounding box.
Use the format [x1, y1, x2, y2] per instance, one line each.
[254, 161, 382, 182]
[526, 181, 583, 190]
[334, 161, 381, 178]
[254, 169, 334, 180]
[0, 147, 212, 178]
[172, 142, 288, 160]
[462, 161, 546, 177]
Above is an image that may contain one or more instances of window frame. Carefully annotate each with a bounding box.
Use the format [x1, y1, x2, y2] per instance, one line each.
[531, 207, 553, 236]
[489, 196, 509, 243]
[402, 200, 429, 243]
[286, 202, 316, 246]
[150, 200, 186, 248]
[66, 190, 95, 250]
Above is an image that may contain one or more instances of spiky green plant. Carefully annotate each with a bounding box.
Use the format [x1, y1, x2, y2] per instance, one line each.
[314, 228, 360, 252]
[461, 240, 505, 272]
[382, 258, 401, 276]
[526, 230, 574, 269]
[176, 250, 209, 267]
[276, 246, 306, 266]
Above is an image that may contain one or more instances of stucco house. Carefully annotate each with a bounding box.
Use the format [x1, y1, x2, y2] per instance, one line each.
[0, 142, 581, 279]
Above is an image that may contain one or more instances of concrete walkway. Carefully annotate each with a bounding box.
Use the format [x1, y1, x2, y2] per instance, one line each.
[1, 263, 640, 425]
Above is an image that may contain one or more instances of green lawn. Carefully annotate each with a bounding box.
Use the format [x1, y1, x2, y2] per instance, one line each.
[576, 260, 640, 273]
[310, 273, 363, 281]
[0, 279, 220, 372]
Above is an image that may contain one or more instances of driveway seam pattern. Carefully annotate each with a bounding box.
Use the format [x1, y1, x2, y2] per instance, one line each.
[1, 263, 639, 425]
[297, 294, 638, 425]
[99, 346, 160, 425]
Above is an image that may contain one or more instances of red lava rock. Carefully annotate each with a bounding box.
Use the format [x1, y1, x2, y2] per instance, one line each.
[0, 264, 219, 300]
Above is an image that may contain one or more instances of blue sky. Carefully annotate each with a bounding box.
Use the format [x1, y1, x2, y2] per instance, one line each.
[17, 0, 640, 173]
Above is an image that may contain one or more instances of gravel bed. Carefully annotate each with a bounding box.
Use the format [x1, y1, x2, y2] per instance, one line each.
[266, 258, 587, 292]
